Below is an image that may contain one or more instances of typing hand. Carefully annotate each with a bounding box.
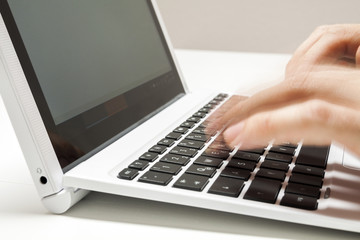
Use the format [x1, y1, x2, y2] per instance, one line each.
[210, 24, 360, 157]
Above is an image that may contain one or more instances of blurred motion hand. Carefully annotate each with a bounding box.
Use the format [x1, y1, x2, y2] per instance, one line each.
[209, 24, 360, 157]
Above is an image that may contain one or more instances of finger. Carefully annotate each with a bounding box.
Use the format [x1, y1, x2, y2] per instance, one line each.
[207, 95, 247, 123]
[290, 25, 332, 63]
[208, 81, 311, 130]
[212, 63, 360, 131]
[289, 25, 360, 71]
[206, 95, 249, 132]
[303, 28, 350, 65]
[301, 25, 360, 59]
[222, 100, 360, 157]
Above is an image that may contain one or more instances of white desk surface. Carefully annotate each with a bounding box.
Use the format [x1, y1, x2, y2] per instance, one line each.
[1, 49, 359, 240]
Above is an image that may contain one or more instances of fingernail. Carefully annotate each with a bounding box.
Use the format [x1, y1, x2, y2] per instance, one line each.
[223, 121, 244, 147]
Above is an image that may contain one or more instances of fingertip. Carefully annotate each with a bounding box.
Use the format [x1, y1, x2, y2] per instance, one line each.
[223, 121, 245, 147]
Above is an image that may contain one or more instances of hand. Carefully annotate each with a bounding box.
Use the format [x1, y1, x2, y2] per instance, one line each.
[210, 24, 360, 157]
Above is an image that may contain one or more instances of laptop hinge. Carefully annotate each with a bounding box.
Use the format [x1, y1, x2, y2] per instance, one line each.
[41, 188, 90, 214]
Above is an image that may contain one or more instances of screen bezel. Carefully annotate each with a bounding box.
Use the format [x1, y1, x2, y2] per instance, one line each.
[0, 0, 186, 172]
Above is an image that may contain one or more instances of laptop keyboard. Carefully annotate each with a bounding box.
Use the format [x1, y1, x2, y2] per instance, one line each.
[118, 94, 329, 211]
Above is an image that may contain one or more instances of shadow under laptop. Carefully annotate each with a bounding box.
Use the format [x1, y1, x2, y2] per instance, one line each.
[63, 190, 359, 239]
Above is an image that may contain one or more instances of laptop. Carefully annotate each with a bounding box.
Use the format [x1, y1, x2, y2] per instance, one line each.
[0, 0, 359, 233]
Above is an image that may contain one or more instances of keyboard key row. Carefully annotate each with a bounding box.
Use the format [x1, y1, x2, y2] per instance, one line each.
[118, 93, 228, 182]
[118, 93, 330, 212]
[160, 154, 190, 166]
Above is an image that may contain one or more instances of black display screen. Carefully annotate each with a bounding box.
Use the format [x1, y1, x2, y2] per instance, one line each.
[0, 0, 185, 172]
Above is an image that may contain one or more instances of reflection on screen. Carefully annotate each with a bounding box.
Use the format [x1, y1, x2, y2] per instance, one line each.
[8, 0, 172, 124]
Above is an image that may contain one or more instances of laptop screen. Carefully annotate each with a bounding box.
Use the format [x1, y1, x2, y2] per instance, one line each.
[2, 0, 185, 171]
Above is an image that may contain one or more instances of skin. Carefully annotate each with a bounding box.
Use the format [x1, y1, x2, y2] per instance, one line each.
[208, 24, 360, 157]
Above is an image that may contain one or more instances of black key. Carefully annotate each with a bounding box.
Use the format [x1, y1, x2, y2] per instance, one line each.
[185, 133, 210, 142]
[198, 121, 211, 128]
[213, 96, 225, 101]
[160, 154, 190, 166]
[186, 164, 217, 177]
[203, 149, 229, 159]
[138, 171, 173, 186]
[209, 100, 220, 105]
[157, 138, 175, 147]
[128, 160, 149, 170]
[180, 121, 196, 128]
[150, 162, 182, 175]
[256, 168, 286, 181]
[170, 146, 198, 157]
[173, 173, 209, 191]
[149, 145, 167, 154]
[242, 148, 264, 155]
[208, 142, 233, 151]
[198, 108, 210, 113]
[228, 159, 256, 171]
[285, 182, 321, 198]
[292, 165, 325, 177]
[173, 127, 189, 134]
[118, 168, 139, 180]
[289, 173, 323, 188]
[296, 146, 329, 169]
[220, 167, 251, 180]
[270, 146, 295, 155]
[193, 112, 207, 118]
[204, 103, 216, 109]
[194, 156, 223, 168]
[178, 139, 205, 150]
[165, 132, 182, 140]
[265, 152, 293, 164]
[233, 151, 261, 162]
[244, 178, 282, 204]
[208, 176, 244, 197]
[217, 93, 228, 98]
[192, 127, 206, 135]
[205, 128, 218, 136]
[139, 152, 158, 162]
[280, 193, 318, 210]
[192, 127, 216, 136]
[261, 160, 289, 172]
[187, 116, 201, 123]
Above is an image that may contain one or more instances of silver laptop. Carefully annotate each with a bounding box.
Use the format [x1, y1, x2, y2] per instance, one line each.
[0, 0, 359, 233]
